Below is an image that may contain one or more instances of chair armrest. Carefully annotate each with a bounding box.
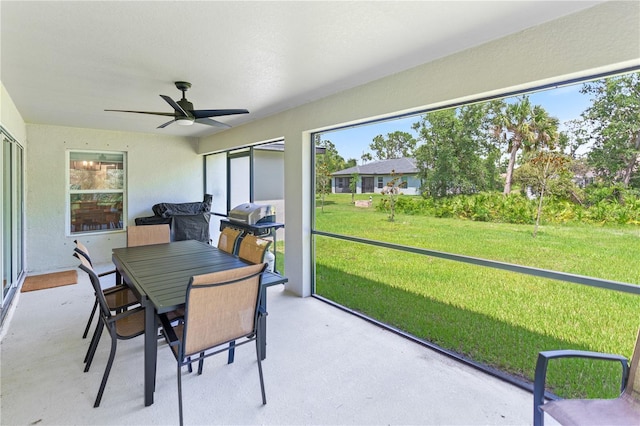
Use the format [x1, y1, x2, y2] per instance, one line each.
[533, 349, 629, 426]
[158, 313, 180, 347]
[102, 284, 129, 295]
[108, 306, 145, 322]
[97, 269, 117, 277]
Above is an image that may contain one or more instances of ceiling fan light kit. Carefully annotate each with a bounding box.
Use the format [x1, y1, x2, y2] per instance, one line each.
[105, 81, 248, 129]
[175, 117, 194, 126]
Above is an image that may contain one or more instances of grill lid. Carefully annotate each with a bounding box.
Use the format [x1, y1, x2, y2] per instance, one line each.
[228, 203, 274, 225]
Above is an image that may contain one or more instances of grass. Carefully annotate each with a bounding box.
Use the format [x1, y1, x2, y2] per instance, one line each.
[313, 193, 640, 399]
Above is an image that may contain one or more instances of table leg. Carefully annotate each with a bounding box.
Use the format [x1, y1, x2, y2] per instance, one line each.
[144, 297, 157, 406]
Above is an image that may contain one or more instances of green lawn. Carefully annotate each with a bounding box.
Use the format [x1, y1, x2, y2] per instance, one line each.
[314, 193, 640, 398]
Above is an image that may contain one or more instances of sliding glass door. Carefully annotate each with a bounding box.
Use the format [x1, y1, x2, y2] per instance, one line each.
[1, 129, 25, 325]
[204, 141, 285, 271]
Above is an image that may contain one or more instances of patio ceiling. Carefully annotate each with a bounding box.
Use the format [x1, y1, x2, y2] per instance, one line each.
[1, 1, 603, 138]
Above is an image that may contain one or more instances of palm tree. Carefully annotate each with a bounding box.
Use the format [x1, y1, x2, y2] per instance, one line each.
[494, 96, 559, 194]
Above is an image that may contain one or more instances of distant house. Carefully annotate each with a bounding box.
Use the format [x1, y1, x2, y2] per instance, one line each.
[331, 157, 421, 195]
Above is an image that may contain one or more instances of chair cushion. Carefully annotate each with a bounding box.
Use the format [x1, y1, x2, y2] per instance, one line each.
[114, 309, 146, 338]
[104, 287, 137, 310]
[542, 394, 640, 426]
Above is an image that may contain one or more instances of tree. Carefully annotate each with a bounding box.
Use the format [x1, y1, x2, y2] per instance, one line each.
[517, 151, 571, 237]
[383, 170, 402, 222]
[413, 104, 499, 197]
[578, 73, 640, 188]
[369, 131, 417, 160]
[349, 173, 359, 203]
[493, 96, 560, 195]
[315, 137, 349, 212]
[315, 137, 349, 191]
[315, 157, 331, 213]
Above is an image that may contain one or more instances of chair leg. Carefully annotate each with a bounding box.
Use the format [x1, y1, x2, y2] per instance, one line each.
[255, 335, 266, 405]
[227, 340, 236, 364]
[94, 328, 117, 408]
[84, 319, 104, 371]
[197, 352, 205, 375]
[85, 318, 101, 363]
[83, 300, 98, 338]
[177, 362, 184, 426]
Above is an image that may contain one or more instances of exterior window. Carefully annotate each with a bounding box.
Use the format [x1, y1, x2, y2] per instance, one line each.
[68, 151, 126, 234]
[377, 177, 383, 188]
[399, 177, 408, 188]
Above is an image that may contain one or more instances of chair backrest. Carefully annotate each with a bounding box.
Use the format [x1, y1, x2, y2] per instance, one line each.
[217, 227, 242, 254]
[74, 253, 112, 319]
[237, 234, 271, 264]
[181, 263, 266, 357]
[74, 240, 93, 265]
[623, 328, 640, 401]
[127, 224, 170, 247]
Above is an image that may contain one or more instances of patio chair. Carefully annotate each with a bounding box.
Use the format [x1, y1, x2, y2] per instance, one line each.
[74, 241, 138, 339]
[75, 254, 146, 408]
[127, 223, 170, 246]
[533, 329, 640, 426]
[217, 227, 242, 254]
[157, 263, 268, 426]
[237, 234, 272, 264]
[224, 234, 273, 363]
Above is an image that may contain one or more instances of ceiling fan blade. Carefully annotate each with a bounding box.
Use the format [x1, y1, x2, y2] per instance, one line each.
[105, 109, 176, 117]
[195, 117, 231, 128]
[157, 119, 176, 129]
[160, 95, 189, 116]
[192, 109, 249, 119]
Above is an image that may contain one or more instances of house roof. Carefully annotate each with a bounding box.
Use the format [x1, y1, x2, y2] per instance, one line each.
[332, 158, 418, 176]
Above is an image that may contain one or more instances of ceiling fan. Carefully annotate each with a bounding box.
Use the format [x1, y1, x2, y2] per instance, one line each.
[105, 81, 249, 129]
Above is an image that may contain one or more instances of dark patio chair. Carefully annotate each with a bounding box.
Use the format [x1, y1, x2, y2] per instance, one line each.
[220, 234, 272, 365]
[76, 254, 146, 408]
[74, 241, 138, 339]
[533, 329, 640, 426]
[157, 263, 268, 426]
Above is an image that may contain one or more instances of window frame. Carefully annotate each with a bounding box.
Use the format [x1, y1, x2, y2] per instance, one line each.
[66, 149, 127, 236]
[311, 66, 640, 297]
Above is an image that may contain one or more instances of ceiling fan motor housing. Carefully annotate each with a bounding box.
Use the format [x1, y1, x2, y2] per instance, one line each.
[177, 99, 194, 114]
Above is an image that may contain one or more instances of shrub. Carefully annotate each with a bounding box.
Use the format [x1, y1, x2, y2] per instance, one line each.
[373, 188, 640, 227]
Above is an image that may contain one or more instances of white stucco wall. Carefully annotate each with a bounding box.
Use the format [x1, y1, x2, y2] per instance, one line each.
[254, 149, 285, 201]
[197, 2, 640, 297]
[1, 82, 27, 143]
[25, 124, 202, 272]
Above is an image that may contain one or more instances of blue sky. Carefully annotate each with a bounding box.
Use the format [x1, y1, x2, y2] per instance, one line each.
[321, 81, 593, 164]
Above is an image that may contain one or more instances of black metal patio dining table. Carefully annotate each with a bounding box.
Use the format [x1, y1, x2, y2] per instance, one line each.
[112, 239, 287, 407]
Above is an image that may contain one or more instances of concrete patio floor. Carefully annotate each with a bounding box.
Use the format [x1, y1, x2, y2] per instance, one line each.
[1, 265, 540, 425]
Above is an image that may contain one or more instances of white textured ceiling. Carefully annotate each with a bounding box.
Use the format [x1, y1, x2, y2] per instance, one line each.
[1, 1, 602, 138]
